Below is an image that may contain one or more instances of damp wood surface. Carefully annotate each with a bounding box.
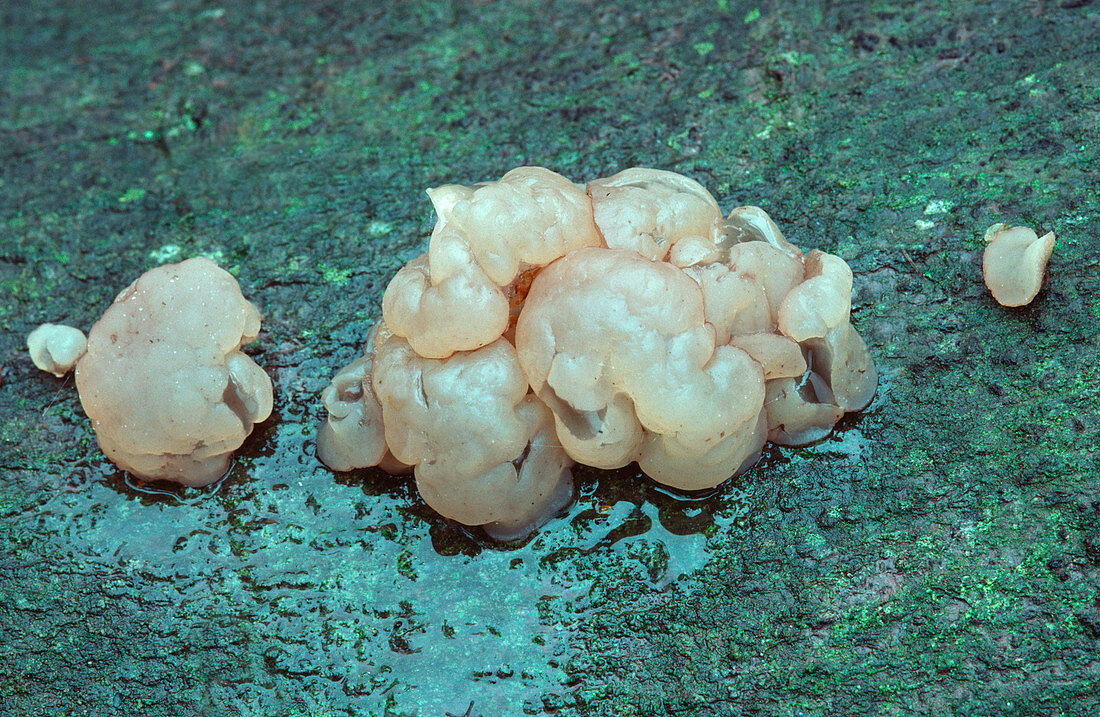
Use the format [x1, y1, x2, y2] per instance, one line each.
[1, 1, 1099, 715]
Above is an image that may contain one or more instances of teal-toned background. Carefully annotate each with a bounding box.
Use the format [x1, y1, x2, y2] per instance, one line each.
[2, 1, 1098, 715]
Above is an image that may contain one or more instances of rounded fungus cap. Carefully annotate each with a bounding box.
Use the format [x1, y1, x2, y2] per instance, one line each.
[27, 323, 87, 377]
[382, 251, 509, 359]
[75, 257, 273, 486]
[683, 262, 772, 344]
[587, 168, 724, 262]
[724, 205, 803, 260]
[431, 166, 602, 286]
[777, 250, 853, 342]
[315, 352, 388, 472]
[982, 223, 1055, 307]
[728, 241, 805, 324]
[639, 408, 768, 491]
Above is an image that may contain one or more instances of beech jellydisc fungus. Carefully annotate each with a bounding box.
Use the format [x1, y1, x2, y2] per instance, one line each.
[982, 223, 1055, 307]
[30, 257, 274, 487]
[317, 167, 878, 539]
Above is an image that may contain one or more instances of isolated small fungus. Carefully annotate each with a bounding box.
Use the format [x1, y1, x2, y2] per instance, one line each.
[982, 222, 1055, 307]
[318, 167, 877, 538]
[68, 257, 274, 486]
[27, 323, 87, 377]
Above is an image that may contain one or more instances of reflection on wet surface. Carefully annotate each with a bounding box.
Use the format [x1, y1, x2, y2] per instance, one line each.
[12, 383, 803, 714]
[3, 325, 886, 717]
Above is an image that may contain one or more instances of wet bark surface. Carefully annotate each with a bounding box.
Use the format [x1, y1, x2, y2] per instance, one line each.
[2, 1, 1098, 715]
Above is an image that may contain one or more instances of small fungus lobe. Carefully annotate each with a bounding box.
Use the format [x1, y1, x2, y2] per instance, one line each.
[982, 222, 1055, 307]
[27, 323, 87, 377]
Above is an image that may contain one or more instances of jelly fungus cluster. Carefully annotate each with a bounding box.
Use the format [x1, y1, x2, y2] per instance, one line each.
[317, 168, 877, 539]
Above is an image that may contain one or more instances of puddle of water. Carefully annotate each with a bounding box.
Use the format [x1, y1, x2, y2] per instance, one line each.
[9, 348, 877, 716]
[14, 401, 768, 715]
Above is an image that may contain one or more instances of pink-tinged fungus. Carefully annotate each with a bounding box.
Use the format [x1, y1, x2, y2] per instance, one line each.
[70, 257, 273, 486]
[318, 167, 877, 538]
[587, 167, 725, 262]
[515, 247, 767, 491]
[382, 167, 601, 358]
[372, 336, 573, 541]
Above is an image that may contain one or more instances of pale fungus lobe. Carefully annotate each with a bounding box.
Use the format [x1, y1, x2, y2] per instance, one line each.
[27, 323, 87, 377]
[318, 166, 877, 538]
[314, 351, 388, 473]
[371, 335, 573, 542]
[982, 223, 1055, 307]
[381, 166, 602, 358]
[587, 167, 725, 262]
[515, 247, 767, 491]
[74, 257, 273, 486]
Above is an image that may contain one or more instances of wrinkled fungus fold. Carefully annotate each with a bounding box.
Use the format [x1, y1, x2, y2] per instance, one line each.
[46, 257, 275, 486]
[318, 167, 877, 538]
